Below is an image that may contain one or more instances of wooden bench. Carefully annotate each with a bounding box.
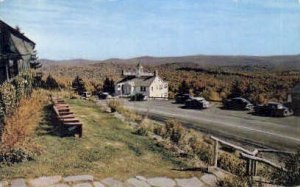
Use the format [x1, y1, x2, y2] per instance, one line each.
[51, 97, 83, 138]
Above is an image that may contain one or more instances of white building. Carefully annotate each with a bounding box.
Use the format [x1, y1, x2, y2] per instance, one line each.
[115, 63, 168, 99]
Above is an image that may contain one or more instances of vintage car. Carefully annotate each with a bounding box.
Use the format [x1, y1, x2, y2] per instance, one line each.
[97, 92, 112, 100]
[223, 97, 254, 110]
[130, 93, 148, 101]
[82, 92, 91, 98]
[175, 94, 192, 104]
[254, 102, 294, 117]
[185, 97, 210, 109]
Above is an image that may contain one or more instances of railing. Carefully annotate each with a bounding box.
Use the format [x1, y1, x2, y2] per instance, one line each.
[210, 136, 289, 178]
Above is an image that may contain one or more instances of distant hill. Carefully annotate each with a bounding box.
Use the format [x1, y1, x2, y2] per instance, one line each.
[40, 54, 300, 70]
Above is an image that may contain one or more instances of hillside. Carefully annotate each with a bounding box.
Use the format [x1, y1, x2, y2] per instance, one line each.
[41, 54, 300, 70]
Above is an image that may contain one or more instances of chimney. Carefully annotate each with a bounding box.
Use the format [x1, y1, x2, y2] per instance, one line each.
[154, 70, 158, 76]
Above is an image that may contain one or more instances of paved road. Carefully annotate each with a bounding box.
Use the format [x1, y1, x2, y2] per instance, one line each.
[113, 99, 300, 151]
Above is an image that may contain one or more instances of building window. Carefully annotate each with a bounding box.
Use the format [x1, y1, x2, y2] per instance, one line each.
[151, 86, 153, 91]
[141, 86, 146, 92]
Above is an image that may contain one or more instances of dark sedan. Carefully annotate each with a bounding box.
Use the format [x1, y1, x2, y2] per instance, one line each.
[254, 102, 294, 117]
[223, 97, 253, 110]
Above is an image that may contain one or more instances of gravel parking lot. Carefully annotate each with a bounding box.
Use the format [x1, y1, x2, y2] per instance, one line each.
[110, 99, 300, 151]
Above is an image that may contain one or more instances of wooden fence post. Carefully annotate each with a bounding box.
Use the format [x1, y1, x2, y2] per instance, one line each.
[213, 140, 219, 167]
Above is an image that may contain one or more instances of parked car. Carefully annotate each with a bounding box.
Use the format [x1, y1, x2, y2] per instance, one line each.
[175, 94, 192, 103]
[223, 97, 254, 110]
[97, 92, 112, 100]
[185, 97, 210, 109]
[254, 102, 294, 117]
[130, 93, 147, 101]
[82, 92, 91, 98]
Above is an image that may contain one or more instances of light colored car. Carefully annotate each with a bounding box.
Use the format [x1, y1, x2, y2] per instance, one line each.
[82, 92, 91, 98]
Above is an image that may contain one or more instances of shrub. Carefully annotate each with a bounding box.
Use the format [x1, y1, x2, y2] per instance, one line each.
[134, 119, 155, 136]
[72, 76, 87, 95]
[218, 152, 246, 176]
[0, 82, 17, 116]
[21, 71, 34, 96]
[271, 149, 300, 186]
[130, 93, 146, 101]
[0, 147, 36, 165]
[1, 90, 45, 161]
[107, 99, 123, 113]
[45, 75, 59, 90]
[12, 76, 26, 103]
[164, 119, 185, 143]
[217, 176, 248, 187]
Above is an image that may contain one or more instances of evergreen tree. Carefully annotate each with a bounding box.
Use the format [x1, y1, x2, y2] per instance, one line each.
[103, 77, 115, 94]
[45, 75, 59, 90]
[178, 80, 190, 94]
[72, 76, 87, 95]
[30, 50, 42, 69]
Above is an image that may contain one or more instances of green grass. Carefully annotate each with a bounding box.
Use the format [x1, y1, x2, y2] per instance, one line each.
[0, 99, 200, 180]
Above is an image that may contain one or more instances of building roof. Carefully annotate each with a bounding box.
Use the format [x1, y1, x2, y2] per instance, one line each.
[0, 20, 35, 59]
[0, 20, 35, 45]
[117, 75, 156, 87]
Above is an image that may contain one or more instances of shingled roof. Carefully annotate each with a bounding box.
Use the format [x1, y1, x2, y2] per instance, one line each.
[0, 20, 35, 58]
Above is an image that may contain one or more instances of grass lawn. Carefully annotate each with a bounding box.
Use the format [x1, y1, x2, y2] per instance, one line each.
[0, 98, 200, 180]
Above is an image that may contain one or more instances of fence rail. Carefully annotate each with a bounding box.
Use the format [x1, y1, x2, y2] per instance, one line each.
[210, 136, 289, 177]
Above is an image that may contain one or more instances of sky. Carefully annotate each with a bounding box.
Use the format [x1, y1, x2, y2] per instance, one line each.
[0, 0, 300, 60]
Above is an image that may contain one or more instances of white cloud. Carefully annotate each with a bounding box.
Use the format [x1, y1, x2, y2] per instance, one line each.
[0, 0, 4, 3]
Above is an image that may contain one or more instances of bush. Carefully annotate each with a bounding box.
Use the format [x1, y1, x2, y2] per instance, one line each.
[0, 90, 45, 162]
[134, 119, 155, 136]
[0, 147, 36, 165]
[271, 149, 300, 186]
[217, 176, 248, 187]
[164, 119, 185, 143]
[12, 76, 26, 103]
[218, 152, 246, 176]
[72, 76, 87, 95]
[45, 75, 59, 90]
[0, 82, 17, 116]
[21, 71, 34, 96]
[130, 93, 146, 101]
[107, 99, 122, 112]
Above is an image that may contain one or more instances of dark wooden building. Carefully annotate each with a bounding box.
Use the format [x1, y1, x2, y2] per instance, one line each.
[0, 20, 35, 83]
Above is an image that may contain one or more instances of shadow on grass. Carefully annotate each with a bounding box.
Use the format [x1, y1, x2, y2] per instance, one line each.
[36, 104, 61, 137]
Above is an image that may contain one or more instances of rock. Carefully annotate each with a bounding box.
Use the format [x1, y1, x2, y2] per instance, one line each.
[64, 175, 93, 183]
[0, 181, 8, 187]
[146, 177, 176, 187]
[101, 178, 123, 187]
[175, 177, 205, 187]
[135, 176, 147, 181]
[11, 179, 26, 187]
[93, 182, 106, 187]
[49, 184, 70, 187]
[125, 178, 151, 187]
[200, 174, 218, 187]
[73, 183, 92, 187]
[28, 176, 62, 187]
